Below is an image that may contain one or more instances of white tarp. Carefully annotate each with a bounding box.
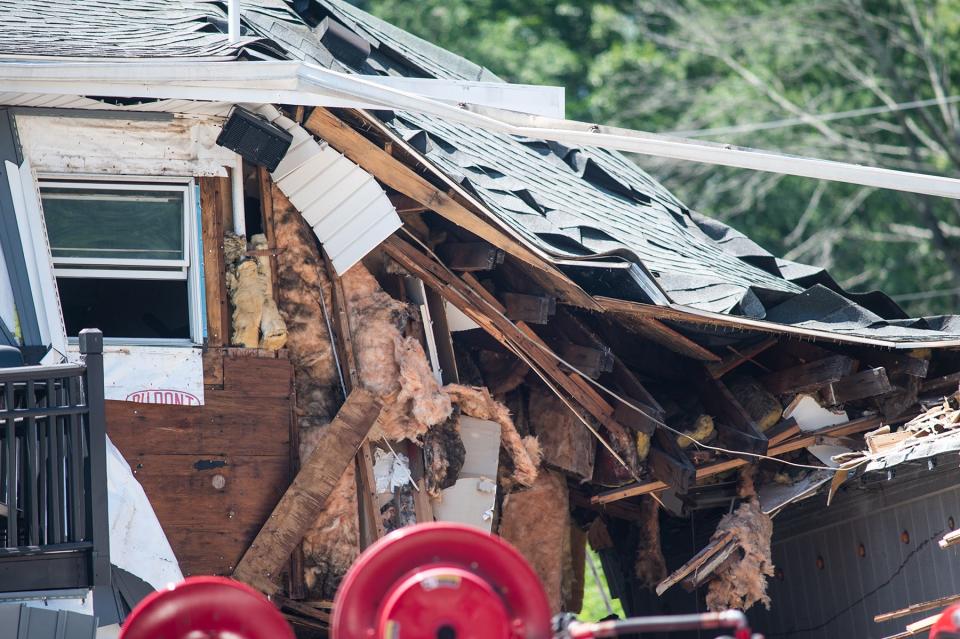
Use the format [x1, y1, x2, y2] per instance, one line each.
[106, 435, 183, 590]
[68, 344, 205, 406]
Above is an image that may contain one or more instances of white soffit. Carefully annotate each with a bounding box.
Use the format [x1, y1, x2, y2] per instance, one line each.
[259, 105, 401, 274]
[15, 114, 237, 177]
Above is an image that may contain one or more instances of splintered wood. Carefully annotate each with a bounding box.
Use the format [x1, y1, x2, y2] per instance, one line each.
[381, 236, 640, 478]
[233, 389, 383, 594]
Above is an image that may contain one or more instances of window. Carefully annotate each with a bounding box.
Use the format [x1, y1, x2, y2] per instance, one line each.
[39, 179, 202, 343]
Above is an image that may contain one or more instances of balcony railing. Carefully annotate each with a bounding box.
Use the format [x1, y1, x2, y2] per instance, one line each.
[0, 329, 109, 592]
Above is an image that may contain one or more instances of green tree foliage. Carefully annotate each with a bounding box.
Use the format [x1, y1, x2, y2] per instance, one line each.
[352, 0, 960, 315]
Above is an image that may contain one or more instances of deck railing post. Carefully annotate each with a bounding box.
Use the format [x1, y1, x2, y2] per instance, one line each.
[79, 329, 110, 589]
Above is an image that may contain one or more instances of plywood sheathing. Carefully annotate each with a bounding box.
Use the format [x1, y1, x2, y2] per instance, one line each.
[634, 496, 667, 590]
[499, 469, 570, 612]
[706, 466, 774, 611]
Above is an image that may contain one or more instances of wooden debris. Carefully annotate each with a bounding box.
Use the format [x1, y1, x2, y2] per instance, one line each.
[233, 389, 383, 594]
[939, 528, 960, 549]
[726, 376, 782, 432]
[821, 367, 892, 405]
[592, 413, 892, 504]
[763, 354, 857, 396]
[875, 593, 960, 623]
[502, 292, 556, 324]
[865, 425, 913, 454]
[656, 530, 735, 595]
[382, 236, 640, 476]
[648, 427, 695, 493]
[922, 371, 960, 394]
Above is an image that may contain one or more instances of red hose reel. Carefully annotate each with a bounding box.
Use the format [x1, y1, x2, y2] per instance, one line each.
[118, 522, 762, 639]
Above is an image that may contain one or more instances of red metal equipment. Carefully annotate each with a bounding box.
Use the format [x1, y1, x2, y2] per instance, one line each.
[930, 603, 960, 639]
[117, 575, 295, 639]
[118, 523, 762, 639]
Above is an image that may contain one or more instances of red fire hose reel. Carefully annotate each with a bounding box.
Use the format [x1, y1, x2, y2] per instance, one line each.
[118, 522, 762, 639]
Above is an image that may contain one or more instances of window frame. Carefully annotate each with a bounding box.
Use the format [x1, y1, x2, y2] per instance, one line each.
[38, 174, 204, 347]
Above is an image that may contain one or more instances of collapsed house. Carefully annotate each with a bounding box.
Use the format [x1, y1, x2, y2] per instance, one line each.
[1, 1, 960, 638]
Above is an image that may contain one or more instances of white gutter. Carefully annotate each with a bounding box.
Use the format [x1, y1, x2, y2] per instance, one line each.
[1, 59, 959, 199]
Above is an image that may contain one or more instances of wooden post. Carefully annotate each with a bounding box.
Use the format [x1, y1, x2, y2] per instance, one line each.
[233, 389, 383, 594]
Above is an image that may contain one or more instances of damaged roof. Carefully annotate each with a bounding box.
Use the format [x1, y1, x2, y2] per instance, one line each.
[6, 0, 960, 344]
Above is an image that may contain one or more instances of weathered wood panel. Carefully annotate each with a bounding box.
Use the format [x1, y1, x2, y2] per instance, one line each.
[107, 353, 295, 577]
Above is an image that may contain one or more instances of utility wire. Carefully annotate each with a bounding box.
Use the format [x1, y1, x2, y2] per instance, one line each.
[400, 229, 836, 475]
[669, 94, 960, 138]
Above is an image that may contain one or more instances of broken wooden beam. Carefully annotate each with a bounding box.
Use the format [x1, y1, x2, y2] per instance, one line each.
[921, 371, 960, 395]
[939, 528, 960, 549]
[680, 541, 739, 591]
[626, 317, 721, 362]
[304, 108, 598, 309]
[648, 428, 696, 494]
[501, 292, 556, 324]
[382, 236, 640, 475]
[656, 531, 735, 595]
[821, 367, 892, 405]
[436, 242, 505, 271]
[705, 337, 778, 379]
[233, 388, 383, 594]
[875, 593, 960, 624]
[762, 354, 857, 395]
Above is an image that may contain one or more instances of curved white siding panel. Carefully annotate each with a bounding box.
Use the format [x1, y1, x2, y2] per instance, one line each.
[259, 106, 400, 274]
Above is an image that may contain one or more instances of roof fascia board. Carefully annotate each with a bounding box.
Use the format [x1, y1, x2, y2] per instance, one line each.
[596, 296, 960, 350]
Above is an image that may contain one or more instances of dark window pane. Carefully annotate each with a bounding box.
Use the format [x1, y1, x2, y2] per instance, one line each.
[41, 188, 184, 261]
[57, 278, 190, 340]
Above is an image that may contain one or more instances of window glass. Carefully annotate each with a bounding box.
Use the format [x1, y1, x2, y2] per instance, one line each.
[41, 188, 184, 261]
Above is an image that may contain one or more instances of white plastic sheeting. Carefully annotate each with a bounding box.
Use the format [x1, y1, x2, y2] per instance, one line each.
[258, 105, 401, 274]
[106, 435, 183, 590]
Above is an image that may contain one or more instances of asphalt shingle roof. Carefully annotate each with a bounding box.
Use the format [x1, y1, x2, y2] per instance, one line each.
[4, 0, 960, 343]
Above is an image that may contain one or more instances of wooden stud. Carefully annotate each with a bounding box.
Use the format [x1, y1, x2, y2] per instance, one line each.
[199, 177, 231, 348]
[233, 389, 383, 594]
[875, 593, 960, 623]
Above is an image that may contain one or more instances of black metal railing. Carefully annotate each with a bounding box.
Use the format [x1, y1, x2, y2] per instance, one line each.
[0, 329, 109, 592]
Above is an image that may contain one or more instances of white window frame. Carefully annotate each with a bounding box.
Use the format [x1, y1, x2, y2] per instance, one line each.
[38, 175, 204, 346]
